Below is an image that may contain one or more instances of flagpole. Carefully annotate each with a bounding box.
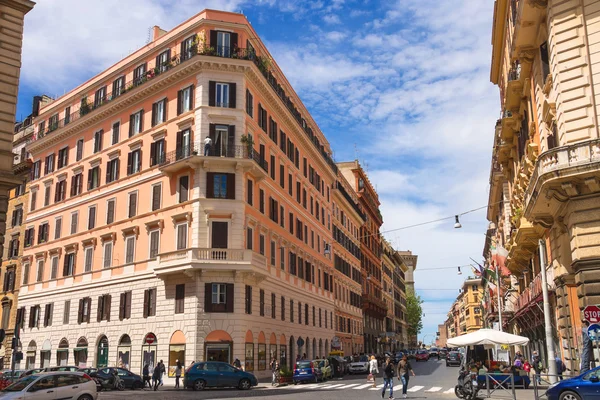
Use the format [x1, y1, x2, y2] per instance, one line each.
[495, 261, 503, 332]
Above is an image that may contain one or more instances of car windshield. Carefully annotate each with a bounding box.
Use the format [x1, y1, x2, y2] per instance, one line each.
[2, 375, 38, 392]
[296, 361, 312, 368]
[583, 370, 600, 381]
[418, 350, 427, 354]
[359, 356, 369, 362]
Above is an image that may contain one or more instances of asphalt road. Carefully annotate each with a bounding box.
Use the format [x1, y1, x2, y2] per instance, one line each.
[98, 358, 471, 400]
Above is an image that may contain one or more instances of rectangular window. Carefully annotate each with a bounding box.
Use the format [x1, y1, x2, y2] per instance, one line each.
[129, 110, 143, 137]
[64, 106, 71, 125]
[177, 85, 193, 114]
[271, 293, 276, 319]
[106, 158, 119, 183]
[259, 289, 265, 316]
[151, 184, 161, 211]
[133, 63, 147, 85]
[106, 198, 115, 225]
[93, 130, 103, 153]
[97, 294, 111, 321]
[149, 230, 160, 258]
[63, 252, 75, 276]
[22, 263, 29, 285]
[176, 224, 187, 250]
[128, 192, 137, 218]
[270, 155, 275, 179]
[76, 139, 84, 161]
[259, 234, 265, 256]
[28, 306, 39, 328]
[113, 76, 125, 98]
[150, 138, 166, 166]
[259, 189, 264, 213]
[37, 222, 49, 244]
[54, 180, 67, 202]
[279, 165, 285, 188]
[57, 147, 69, 169]
[270, 241, 276, 266]
[94, 86, 107, 108]
[125, 236, 136, 264]
[84, 247, 93, 272]
[281, 296, 285, 321]
[31, 160, 41, 180]
[44, 303, 53, 327]
[180, 35, 195, 61]
[71, 173, 83, 196]
[119, 291, 132, 320]
[36, 259, 44, 282]
[246, 89, 253, 117]
[127, 149, 142, 175]
[206, 172, 234, 199]
[44, 153, 55, 175]
[179, 175, 189, 203]
[77, 297, 92, 324]
[258, 104, 267, 131]
[50, 256, 58, 279]
[245, 285, 252, 315]
[143, 288, 157, 317]
[246, 179, 253, 205]
[112, 122, 120, 145]
[175, 284, 185, 314]
[63, 300, 70, 324]
[216, 82, 229, 107]
[44, 186, 51, 206]
[156, 49, 171, 72]
[212, 283, 227, 304]
[103, 242, 113, 268]
[87, 166, 100, 190]
[70, 212, 78, 234]
[87, 205, 96, 230]
[152, 98, 167, 126]
[246, 227, 253, 250]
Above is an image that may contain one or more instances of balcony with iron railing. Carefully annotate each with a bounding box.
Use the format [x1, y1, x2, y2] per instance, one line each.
[157, 143, 268, 177]
[31, 43, 338, 176]
[155, 247, 267, 276]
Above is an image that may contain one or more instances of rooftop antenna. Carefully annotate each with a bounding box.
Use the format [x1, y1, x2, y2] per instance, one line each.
[354, 143, 359, 160]
[146, 27, 152, 44]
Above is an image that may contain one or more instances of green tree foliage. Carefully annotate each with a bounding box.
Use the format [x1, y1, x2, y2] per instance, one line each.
[406, 293, 424, 338]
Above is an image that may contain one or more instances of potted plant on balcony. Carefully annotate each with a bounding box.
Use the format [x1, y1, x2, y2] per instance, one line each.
[79, 97, 91, 116]
[240, 134, 254, 156]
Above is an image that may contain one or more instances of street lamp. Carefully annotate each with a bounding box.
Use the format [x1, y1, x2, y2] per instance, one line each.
[454, 215, 462, 229]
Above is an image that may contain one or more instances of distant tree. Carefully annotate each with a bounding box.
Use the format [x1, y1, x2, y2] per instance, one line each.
[406, 293, 424, 339]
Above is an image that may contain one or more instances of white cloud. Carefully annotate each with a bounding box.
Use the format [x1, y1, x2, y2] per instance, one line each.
[324, 31, 347, 42]
[323, 14, 341, 24]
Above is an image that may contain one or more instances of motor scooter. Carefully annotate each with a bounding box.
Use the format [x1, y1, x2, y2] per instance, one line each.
[455, 368, 479, 399]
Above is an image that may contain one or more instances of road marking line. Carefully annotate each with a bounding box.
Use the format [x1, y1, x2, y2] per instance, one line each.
[408, 385, 424, 392]
[444, 388, 456, 394]
[393, 384, 404, 391]
[336, 383, 360, 389]
[368, 384, 384, 390]
[324, 383, 346, 388]
[426, 386, 442, 392]
[308, 384, 330, 389]
[354, 383, 374, 389]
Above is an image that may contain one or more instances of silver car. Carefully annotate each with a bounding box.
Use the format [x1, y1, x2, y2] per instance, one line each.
[0, 371, 97, 400]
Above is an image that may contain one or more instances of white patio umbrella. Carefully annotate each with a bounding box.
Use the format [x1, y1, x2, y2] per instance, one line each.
[447, 329, 529, 349]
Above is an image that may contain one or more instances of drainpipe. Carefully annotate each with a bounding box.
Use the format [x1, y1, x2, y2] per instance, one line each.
[539, 239, 557, 384]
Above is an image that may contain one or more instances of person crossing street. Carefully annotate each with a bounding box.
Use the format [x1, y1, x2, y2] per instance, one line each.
[397, 354, 416, 398]
[381, 357, 395, 400]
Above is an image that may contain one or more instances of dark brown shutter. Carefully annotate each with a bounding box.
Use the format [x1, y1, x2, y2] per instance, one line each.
[208, 81, 216, 107]
[106, 295, 111, 321]
[97, 296, 103, 322]
[227, 125, 235, 156]
[204, 283, 212, 312]
[209, 123, 216, 142]
[229, 82, 236, 108]
[105, 162, 111, 183]
[78, 175, 83, 194]
[150, 142, 156, 165]
[177, 90, 182, 115]
[129, 193, 137, 218]
[143, 289, 149, 318]
[231, 32, 238, 49]
[226, 283, 234, 313]
[226, 173, 235, 200]
[129, 114, 135, 137]
[206, 172, 214, 198]
[152, 185, 161, 211]
[151, 290, 156, 316]
[115, 159, 120, 180]
[126, 292, 131, 319]
[127, 152, 132, 175]
[180, 176, 189, 202]
[139, 110, 144, 133]
[98, 130, 103, 151]
[188, 85, 194, 110]
[210, 30, 217, 48]
[87, 169, 92, 190]
[86, 298, 91, 322]
[78, 299, 83, 324]
[119, 293, 125, 320]
[176, 131, 183, 152]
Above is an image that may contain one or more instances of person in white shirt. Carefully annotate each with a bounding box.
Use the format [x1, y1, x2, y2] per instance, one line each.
[203, 136, 212, 156]
[369, 355, 379, 388]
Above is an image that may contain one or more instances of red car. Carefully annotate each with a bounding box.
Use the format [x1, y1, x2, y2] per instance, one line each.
[415, 350, 430, 362]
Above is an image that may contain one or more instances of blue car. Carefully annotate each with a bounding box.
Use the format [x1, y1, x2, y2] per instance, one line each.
[183, 361, 258, 391]
[546, 366, 600, 400]
[293, 360, 323, 384]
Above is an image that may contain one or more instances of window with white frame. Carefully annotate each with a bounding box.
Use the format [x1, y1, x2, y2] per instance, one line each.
[152, 98, 166, 126]
[84, 247, 93, 272]
[178, 86, 193, 114]
[216, 83, 229, 107]
[125, 236, 136, 264]
[70, 211, 78, 234]
[212, 283, 227, 304]
[63, 252, 75, 277]
[176, 223, 187, 250]
[103, 242, 113, 268]
[36, 259, 44, 283]
[129, 110, 143, 137]
[54, 217, 62, 240]
[50, 256, 59, 279]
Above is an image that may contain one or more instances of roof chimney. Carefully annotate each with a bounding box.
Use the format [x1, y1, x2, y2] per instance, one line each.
[152, 26, 167, 42]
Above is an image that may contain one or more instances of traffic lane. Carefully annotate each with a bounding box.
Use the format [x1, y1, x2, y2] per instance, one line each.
[410, 358, 458, 390]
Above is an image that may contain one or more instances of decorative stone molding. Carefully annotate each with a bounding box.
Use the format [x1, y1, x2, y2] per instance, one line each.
[151, 128, 167, 140]
[171, 211, 193, 226]
[34, 251, 47, 260]
[81, 237, 97, 248]
[107, 149, 121, 160]
[121, 226, 140, 238]
[99, 232, 116, 243]
[89, 157, 101, 167]
[48, 247, 62, 256]
[128, 139, 143, 150]
[176, 114, 194, 129]
[145, 219, 164, 233]
[64, 242, 79, 253]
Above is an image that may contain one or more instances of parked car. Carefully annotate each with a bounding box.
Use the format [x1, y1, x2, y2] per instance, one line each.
[439, 349, 449, 359]
[0, 371, 97, 400]
[19, 368, 44, 378]
[348, 355, 370, 374]
[446, 351, 462, 366]
[316, 359, 333, 380]
[428, 347, 440, 359]
[327, 356, 346, 377]
[95, 367, 144, 389]
[415, 350, 430, 362]
[183, 361, 257, 390]
[546, 365, 600, 400]
[0, 370, 24, 381]
[292, 360, 324, 384]
[406, 350, 417, 360]
[46, 366, 80, 373]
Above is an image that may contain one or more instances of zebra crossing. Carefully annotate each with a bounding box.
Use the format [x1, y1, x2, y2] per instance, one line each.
[267, 381, 457, 395]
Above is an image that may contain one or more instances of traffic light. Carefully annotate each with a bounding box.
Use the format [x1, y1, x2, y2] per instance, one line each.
[14, 351, 23, 362]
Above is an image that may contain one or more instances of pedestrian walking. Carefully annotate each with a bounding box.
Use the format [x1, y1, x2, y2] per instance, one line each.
[270, 357, 280, 386]
[381, 357, 394, 400]
[152, 363, 161, 391]
[397, 354, 416, 399]
[142, 363, 151, 388]
[555, 355, 566, 381]
[233, 358, 241, 369]
[532, 352, 543, 385]
[149, 363, 156, 388]
[174, 360, 182, 389]
[368, 355, 379, 388]
[203, 136, 212, 156]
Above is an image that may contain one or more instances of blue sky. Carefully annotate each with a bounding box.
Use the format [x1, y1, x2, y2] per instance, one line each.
[17, 0, 499, 343]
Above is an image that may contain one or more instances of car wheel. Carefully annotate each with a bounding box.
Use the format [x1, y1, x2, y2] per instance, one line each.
[77, 396, 94, 400]
[294, 380, 298, 385]
[559, 391, 582, 400]
[133, 381, 143, 390]
[193, 379, 206, 391]
[239, 378, 252, 390]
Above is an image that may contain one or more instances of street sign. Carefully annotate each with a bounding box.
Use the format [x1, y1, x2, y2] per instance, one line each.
[588, 324, 600, 341]
[584, 305, 600, 323]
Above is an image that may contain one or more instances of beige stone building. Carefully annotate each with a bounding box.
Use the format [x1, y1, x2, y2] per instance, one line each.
[488, 0, 600, 371]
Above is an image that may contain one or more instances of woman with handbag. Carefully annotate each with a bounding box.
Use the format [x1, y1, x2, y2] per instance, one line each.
[369, 355, 379, 388]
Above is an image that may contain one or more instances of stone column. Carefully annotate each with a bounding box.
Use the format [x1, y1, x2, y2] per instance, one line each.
[0, 0, 35, 255]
